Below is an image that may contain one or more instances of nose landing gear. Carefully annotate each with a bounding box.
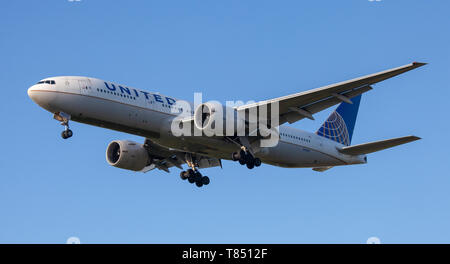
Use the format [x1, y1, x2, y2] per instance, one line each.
[61, 128, 73, 139]
[54, 112, 73, 139]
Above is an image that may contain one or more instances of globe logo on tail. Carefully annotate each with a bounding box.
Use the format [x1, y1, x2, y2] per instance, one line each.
[316, 111, 350, 146]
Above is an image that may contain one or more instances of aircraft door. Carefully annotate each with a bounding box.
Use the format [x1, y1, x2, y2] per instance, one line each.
[79, 79, 91, 95]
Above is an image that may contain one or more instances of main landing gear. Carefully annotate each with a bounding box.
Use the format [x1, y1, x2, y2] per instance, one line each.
[180, 169, 210, 188]
[180, 153, 210, 188]
[54, 112, 73, 139]
[232, 149, 261, 169]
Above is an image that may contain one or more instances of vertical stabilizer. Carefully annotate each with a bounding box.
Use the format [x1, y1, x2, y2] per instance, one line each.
[316, 95, 361, 146]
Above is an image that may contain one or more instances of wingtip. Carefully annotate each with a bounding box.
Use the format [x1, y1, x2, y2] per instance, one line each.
[412, 61, 428, 67]
[409, 135, 422, 141]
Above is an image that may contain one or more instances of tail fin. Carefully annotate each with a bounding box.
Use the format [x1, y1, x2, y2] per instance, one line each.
[316, 95, 362, 146]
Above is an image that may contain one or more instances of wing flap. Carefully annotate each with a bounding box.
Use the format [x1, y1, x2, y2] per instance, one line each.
[283, 85, 372, 124]
[338, 136, 421, 155]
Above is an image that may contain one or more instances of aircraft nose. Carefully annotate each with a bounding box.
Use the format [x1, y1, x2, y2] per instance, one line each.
[27, 85, 38, 100]
[27, 84, 58, 112]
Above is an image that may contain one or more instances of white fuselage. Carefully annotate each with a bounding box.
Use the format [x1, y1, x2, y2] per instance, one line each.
[28, 76, 366, 168]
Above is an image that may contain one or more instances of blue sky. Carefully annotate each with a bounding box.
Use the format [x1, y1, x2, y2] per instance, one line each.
[1, 0, 449, 243]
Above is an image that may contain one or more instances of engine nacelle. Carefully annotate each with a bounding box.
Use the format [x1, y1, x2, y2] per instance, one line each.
[193, 102, 245, 136]
[106, 140, 149, 171]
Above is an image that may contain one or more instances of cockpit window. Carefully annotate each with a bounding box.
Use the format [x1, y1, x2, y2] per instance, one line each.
[37, 80, 56, 85]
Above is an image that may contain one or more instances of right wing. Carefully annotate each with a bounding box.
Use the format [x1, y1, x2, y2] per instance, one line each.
[237, 62, 426, 125]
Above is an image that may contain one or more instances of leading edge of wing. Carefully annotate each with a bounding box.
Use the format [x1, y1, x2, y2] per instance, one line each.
[237, 62, 427, 110]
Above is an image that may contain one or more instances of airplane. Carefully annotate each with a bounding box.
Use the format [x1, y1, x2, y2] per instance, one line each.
[28, 62, 425, 187]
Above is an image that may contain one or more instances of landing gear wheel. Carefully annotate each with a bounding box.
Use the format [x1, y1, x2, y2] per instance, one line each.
[193, 171, 204, 187]
[187, 169, 200, 184]
[254, 158, 261, 167]
[232, 152, 240, 161]
[246, 160, 255, 169]
[61, 129, 73, 139]
[238, 151, 247, 165]
[180, 171, 188, 180]
[202, 176, 210, 185]
[194, 171, 203, 182]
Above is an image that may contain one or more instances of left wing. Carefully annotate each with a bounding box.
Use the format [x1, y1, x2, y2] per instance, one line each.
[141, 139, 221, 173]
[237, 62, 426, 125]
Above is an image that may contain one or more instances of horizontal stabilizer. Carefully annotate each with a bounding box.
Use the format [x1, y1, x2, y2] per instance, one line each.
[338, 136, 421, 155]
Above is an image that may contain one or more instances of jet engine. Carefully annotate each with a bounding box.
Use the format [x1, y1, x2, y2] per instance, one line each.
[193, 102, 245, 136]
[106, 140, 149, 171]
